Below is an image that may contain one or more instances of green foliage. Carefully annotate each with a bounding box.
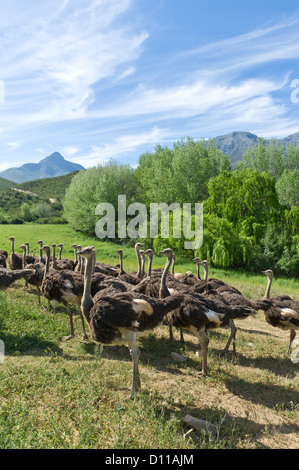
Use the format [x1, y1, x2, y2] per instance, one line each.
[276, 169, 299, 208]
[135, 137, 231, 206]
[238, 138, 288, 179]
[0, 177, 14, 191]
[63, 163, 138, 235]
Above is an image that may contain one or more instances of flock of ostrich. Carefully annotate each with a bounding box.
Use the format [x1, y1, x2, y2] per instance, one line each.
[0, 236, 298, 397]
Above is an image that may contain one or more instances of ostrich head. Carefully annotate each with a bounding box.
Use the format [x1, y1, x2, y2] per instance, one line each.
[262, 269, 273, 280]
[192, 257, 200, 263]
[145, 249, 153, 258]
[42, 245, 51, 256]
[77, 246, 94, 259]
[159, 248, 173, 259]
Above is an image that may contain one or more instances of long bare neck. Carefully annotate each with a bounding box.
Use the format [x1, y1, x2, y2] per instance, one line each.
[159, 256, 172, 298]
[58, 246, 63, 260]
[43, 250, 50, 280]
[171, 257, 175, 274]
[147, 256, 152, 277]
[11, 239, 15, 254]
[82, 255, 94, 324]
[203, 265, 208, 281]
[264, 276, 272, 299]
[22, 249, 26, 269]
[39, 246, 43, 263]
[136, 248, 142, 279]
[119, 253, 124, 275]
[52, 246, 57, 268]
[141, 255, 145, 277]
[196, 263, 201, 280]
[74, 248, 78, 264]
[26, 244, 29, 255]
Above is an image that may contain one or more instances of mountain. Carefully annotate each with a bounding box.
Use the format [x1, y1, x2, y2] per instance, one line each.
[0, 152, 84, 183]
[211, 131, 299, 167]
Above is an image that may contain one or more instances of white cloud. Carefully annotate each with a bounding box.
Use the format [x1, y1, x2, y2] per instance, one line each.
[0, 0, 148, 128]
[73, 127, 167, 167]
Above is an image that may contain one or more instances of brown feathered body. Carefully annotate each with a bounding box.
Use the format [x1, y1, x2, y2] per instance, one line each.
[0, 268, 35, 290]
[86, 291, 184, 346]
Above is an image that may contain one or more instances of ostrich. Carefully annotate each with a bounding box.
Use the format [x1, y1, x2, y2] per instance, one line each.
[51, 244, 74, 271]
[24, 242, 36, 264]
[0, 250, 8, 259]
[8, 237, 23, 270]
[41, 245, 88, 340]
[198, 260, 242, 294]
[0, 267, 36, 291]
[192, 257, 201, 280]
[77, 246, 184, 397]
[117, 249, 140, 285]
[57, 243, 76, 270]
[257, 269, 299, 354]
[20, 244, 45, 303]
[0, 254, 7, 269]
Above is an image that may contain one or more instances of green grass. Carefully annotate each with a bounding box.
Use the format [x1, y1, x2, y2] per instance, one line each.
[0, 224, 298, 449]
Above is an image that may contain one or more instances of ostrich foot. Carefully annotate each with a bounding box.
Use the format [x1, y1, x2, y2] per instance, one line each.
[63, 334, 74, 341]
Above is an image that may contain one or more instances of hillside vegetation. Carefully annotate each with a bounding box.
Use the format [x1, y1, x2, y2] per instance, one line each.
[0, 177, 14, 191]
[0, 171, 80, 225]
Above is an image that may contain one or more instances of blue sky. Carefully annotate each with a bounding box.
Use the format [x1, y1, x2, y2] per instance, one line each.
[0, 0, 299, 172]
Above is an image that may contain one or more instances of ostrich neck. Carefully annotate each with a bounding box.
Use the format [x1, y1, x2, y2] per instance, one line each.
[22, 249, 26, 269]
[136, 249, 142, 279]
[147, 256, 152, 277]
[203, 265, 208, 281]
[58, 246, 63, 260]
[26, 244, 29, 255]
[11, 239, 15, 254]
[141, 257, 145, 277]
[52, 246, 57, 268]
[119, 253, 124, 275]
[264, 277, 272, 300]
[81, 256, 94, 324]
[43, 251, 50, 281]
[39, 247, 43, 263]
[74, 249, 78, 264]
[159, 256, 172, 298]
[196, 263, 201, 280]
[171, 258, 175, 275]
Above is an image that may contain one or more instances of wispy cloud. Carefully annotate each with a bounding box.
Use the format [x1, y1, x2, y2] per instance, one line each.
[0, 0, 148, 127]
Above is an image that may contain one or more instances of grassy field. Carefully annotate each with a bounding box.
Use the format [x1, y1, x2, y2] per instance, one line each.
[0, 224, 298, 449]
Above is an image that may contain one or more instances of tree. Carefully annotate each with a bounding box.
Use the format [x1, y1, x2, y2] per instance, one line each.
[276, 169, 299, 208]
[63, 163, 138, 235]
[135, 137, 231, 207]
[20, 202, 32, 222]
[239, 138, 287, 179]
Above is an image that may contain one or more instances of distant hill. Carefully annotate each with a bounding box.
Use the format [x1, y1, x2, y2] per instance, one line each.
[212, 131, 299, 167]
[13, 171, 81, 202]
[0, 152, 84, 183]
[0, 177, 14, 191]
